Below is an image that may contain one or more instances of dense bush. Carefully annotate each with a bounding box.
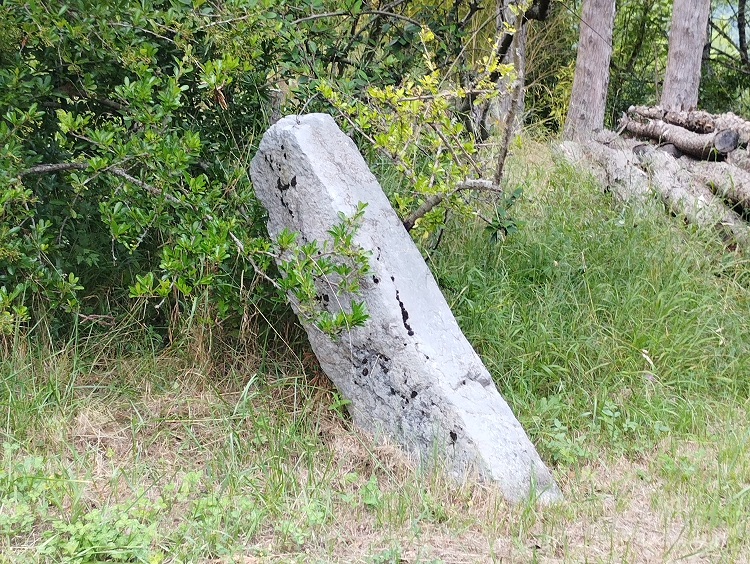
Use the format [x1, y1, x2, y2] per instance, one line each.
[0, 0, 290, 337]
[0, 0, 486, 340]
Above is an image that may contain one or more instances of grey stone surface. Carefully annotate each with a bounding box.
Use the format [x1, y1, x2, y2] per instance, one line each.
[249, 114, 561, 503]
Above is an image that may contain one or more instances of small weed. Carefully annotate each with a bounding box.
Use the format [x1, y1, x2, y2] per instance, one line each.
[39, 506, 160, 563]
[362, 475, 384, 510]
[369, 546, 404, 563]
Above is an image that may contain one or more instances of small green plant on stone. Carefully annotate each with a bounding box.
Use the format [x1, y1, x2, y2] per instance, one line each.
[276, 202, 371, 337]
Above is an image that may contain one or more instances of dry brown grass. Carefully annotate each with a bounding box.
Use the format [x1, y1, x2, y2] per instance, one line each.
[3, 346, 747, 563]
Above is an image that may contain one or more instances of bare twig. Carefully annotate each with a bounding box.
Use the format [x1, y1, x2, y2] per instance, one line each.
[20, 161, 181, 204]
[427, 121, 482, 177]
[293, 11, 347, 24]
[201, 14, 255, 29]
[402, 179, 502, 231]
[246, 253, 283, 291]
[110, 22, 176, 44]
[293, 10, 420, 26]
[20, 162, 87, 175]
[400, 89, 493, 102]
[403, 194, 445, 232]
[77, 313, 116, 327]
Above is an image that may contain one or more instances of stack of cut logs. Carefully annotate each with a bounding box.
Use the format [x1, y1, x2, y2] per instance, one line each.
[560, 106, 750, 249]
[621, 105, 750, 170]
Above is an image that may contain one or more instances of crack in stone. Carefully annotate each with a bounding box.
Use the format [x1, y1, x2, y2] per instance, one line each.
[395, 289, 414, 336]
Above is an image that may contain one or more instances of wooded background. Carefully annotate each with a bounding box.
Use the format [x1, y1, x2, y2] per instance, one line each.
[2, 0, 749, 339]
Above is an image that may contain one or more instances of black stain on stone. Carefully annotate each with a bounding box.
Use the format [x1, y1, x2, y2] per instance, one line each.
[410, 390, 418, 399]
[315, 293, 331, 311]
[353, 347, 391, 377]
[277, 178, 290, 191]
[274, 177, 295, 219]
[395, 289, 414, 336]
[372, 276, 380, 284]
[290, 175, 297, 187]
[449, 431, 457, 443]
[380, 358, 390, 374]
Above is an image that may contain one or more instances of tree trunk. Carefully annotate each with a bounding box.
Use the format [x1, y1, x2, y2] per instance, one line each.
[563, 0, 616, 141]
[660, 0, 711, 111]
[558, 138, 750, 249]
[702, 9, 713, 80]
[691, 161, 750, 209]
[492, 0, 527, 134]
[727, 148, 750, 173]
[639, 148, 750, 246]
[740, 0, 748, 69]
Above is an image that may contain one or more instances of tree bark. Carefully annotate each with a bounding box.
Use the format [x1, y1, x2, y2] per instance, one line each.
[690, 161, 750, 209]
[740, 0, 749, 69]
[563, 0, 616, 141]
[660, 0, 711, 111]
[558, 132, 653, 204]
[638, 148, 750, 246]
[558, 136, 750, 250]
[727, 148, 750, 173]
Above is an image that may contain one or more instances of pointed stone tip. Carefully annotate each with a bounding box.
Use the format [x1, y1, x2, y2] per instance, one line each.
[534, 482, 564, 505]
[270, 113, 335, 129]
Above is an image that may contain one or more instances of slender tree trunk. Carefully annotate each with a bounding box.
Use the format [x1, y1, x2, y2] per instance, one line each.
[468, 0, 549, 141]
[702, 10, 713, 80]
[660, 0, 711, 111]
[471, 0, 528, 142]
[493, 0, 527, 134]
[740, 0, 749, 69]
[563, 0, 616, 141]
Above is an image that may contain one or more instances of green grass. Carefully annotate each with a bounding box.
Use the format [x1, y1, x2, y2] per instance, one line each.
[431, 148, 750, 463]
[2, 142, 750, 562]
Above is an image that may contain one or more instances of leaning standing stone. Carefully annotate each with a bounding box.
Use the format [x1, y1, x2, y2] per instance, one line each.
[249, 114, 560, 503]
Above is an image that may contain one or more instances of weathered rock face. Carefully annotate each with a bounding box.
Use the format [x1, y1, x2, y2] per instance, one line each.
[249, 114, 560, 503]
